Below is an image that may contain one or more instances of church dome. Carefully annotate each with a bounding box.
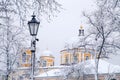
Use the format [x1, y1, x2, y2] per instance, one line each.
[42, 49, 53, 57]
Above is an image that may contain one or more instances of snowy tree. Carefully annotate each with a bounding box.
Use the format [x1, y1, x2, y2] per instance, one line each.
[63, 61, 93, 80]
[63, 28, 96, 80]
[0, 0, 61, 80]
[84, 0, 120, 80]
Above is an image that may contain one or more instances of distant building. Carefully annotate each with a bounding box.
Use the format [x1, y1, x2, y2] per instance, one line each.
[9, 26, 120, 80]
[20, 49, 32, 67]
[40, 49, 54, 67]
[60, 48, 94, 65]
[10, 48, 32, 80]
[60, 26, 94, 65]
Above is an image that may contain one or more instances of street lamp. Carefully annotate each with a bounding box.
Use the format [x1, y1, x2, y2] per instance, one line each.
[28, 14, 40, 80]
[28, 14, 40, 36]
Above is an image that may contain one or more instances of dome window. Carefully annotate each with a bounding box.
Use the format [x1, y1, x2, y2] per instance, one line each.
[22, 52, 26, 63]
[85, 56, 89, 60]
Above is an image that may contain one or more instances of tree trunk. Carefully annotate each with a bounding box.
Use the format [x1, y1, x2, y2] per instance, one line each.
[95, 59, 99, 80]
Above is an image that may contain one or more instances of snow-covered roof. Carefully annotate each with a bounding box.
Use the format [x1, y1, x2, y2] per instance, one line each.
[34, 69, 62, 78]
[41, 50, 53, 56]
[73, 59, 120, 74]
[17, 67, 31, 70]
[84, 59, 120, 74]
[35, 59, 120, 78]
[38, 65, 69, 69]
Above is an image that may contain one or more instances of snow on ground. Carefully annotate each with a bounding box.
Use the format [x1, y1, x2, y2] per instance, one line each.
[105, 53, 120, 66]
[83, 59, 120, 74]
[35, 59, 120, 77]
[34, 69, 61, 78]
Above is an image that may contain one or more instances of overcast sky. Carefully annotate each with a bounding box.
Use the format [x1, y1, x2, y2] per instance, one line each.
[35, 0, 120, 66]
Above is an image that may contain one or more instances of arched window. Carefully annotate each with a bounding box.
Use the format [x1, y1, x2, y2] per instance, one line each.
[26, 55, 31, 63]
[73, 54, 78, 63]
[85, 56, 89, 60]
[65, 56, 69, 64]
[22, 52, 26, 63]
[74, 55, 78, 61]
[42, 60, 46, 67]
[53, 61, 54, 66]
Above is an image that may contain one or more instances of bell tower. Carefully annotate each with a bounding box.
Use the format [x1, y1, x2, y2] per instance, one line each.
[79, 25, 84, 36]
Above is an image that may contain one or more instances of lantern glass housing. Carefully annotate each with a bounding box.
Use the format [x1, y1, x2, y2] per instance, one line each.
[28, 15, 40, 36]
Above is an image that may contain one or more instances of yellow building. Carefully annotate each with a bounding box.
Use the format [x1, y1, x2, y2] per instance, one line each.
[9, 49, 32, 80]
[10, 48, 55, 80]
[38, 49, 55, 75]
[60, 48, 94, 65]
[60, 26, 94, 65]
[20, 49, 32, 67]
[40, 49, 55, 67]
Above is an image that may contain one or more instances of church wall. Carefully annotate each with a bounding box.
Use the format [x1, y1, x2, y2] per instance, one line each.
[60, 48, 94, 65]
[20, 49, 32, 67]
[60, 51, 71, 65]
[40, 56, 54, 67]
[84, 53, 91, 60]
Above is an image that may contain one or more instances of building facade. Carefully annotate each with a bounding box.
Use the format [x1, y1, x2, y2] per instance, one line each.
[9, 49, 32, 80]
[60, 48, 94, 65]
[40, 49, 54, 67]
[20, 49, 32, 67]
[60, 26, 94, 65]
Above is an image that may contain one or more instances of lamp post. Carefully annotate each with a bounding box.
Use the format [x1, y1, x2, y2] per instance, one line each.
[28, 14, 40, 80]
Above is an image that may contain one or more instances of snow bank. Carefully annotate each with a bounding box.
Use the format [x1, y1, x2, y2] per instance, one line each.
[35, 59, 120, 77]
